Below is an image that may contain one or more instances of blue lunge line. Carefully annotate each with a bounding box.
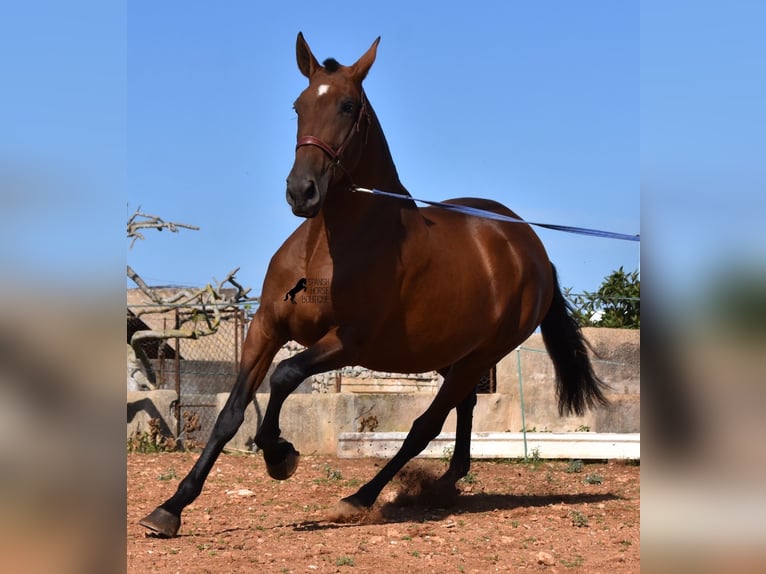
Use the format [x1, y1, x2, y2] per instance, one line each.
[353, 187, 640, 242]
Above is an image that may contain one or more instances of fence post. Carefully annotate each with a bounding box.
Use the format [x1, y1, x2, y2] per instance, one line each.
[516, 346, 528, 461]
[174, 308, 181, 439]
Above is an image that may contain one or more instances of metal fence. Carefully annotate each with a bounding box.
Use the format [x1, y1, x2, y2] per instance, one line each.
[128, 305, 247, 446]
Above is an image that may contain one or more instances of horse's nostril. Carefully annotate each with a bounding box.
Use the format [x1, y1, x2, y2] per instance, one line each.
[305, 181, 317, 201]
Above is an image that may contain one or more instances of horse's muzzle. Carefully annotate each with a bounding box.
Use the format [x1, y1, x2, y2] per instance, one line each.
[286, 177, 322, 218]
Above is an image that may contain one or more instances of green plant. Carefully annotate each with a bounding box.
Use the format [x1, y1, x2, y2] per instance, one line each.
[461, 472, 478, 485]
[158, 467, 178, 481]
[560, 555, 585, 568]
[569, 510, 589, 527]
[324, 465, 343, 481]
[584, 473, 603, 484]
[565, 267, 640, 328]
[566, 460, 584, 473]
[335, 555, 355, 566]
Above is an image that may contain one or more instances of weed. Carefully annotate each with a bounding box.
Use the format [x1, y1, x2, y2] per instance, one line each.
[441, 445, 454, 463]
[127, 411, 204, 453]
[574, 424, 591, 432]
[357, 414, 379, 432]
[127, 418, 177, 453]
[584, 473, 603, 484]
[335, 555, 355, 566]
[566, 459, 584, 473]
[561, 555, 585, 568]
[312, 464, 344, 485]
[569, 510, 589, 527]
[158, 467, 178, 481]
[461, 472, 478, 484]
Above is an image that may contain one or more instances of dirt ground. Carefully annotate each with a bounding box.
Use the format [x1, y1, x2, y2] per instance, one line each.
[127, 452, 639, 573]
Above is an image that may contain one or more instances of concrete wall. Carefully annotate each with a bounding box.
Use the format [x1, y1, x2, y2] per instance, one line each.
[497, 328, 640, 433]
[220, 328, 639, 454]
[127, 390, 177, 439]
[128, 328, 639, 455]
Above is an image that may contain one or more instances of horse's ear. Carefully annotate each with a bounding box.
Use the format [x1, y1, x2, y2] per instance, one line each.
[296, 32, 320, 78]
[351, 36, 380, 82]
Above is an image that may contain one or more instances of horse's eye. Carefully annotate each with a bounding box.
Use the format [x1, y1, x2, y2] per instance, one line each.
[340, 100, 355, 114]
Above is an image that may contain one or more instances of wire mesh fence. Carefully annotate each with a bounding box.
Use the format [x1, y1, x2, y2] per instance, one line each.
[128, 304, 247, 446]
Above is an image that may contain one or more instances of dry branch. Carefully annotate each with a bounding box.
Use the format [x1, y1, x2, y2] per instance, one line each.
[127, 208, 200, 249]
[127, 208, 257, 388]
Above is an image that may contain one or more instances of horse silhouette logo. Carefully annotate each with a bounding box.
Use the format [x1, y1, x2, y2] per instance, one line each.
[284, 277, 307, 304]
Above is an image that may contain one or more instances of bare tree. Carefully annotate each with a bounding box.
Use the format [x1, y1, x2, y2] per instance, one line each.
[127, 207, 257, 389]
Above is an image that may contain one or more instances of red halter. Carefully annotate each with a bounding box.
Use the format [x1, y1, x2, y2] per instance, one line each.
[295, 91, 369, 169]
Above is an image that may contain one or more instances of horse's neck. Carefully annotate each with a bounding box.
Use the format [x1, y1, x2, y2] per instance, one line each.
[316, 99, 417, 250]
[354, 102, 408, 196]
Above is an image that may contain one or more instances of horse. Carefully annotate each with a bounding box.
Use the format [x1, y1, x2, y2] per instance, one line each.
[139, 32, 609, 537]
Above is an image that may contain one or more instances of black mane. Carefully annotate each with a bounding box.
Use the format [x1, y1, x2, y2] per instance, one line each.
[322, 58, 342, 72]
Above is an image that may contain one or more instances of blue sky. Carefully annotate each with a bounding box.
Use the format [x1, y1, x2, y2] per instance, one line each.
[5, 2, 764, 313]
[125, 2, 639, 296]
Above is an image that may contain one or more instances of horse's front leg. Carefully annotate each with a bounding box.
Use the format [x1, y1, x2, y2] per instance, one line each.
[255, 329, 348, 480]
[139, 317, 282, 537]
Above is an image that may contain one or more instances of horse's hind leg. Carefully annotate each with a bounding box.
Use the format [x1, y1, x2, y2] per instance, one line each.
[436, 385, 478, 489]
[337, 362, 482, 515]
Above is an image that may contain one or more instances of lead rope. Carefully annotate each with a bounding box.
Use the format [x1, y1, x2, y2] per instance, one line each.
[351, 186, 639, 242]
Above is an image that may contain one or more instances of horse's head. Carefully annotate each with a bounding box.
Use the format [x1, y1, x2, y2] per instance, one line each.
[286, 32, 380, 218]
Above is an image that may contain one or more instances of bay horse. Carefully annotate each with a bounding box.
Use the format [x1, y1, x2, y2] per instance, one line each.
[140, 33, 608, 537]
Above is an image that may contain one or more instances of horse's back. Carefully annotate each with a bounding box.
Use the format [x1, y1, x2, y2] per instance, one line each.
[366, 198, 555, 366]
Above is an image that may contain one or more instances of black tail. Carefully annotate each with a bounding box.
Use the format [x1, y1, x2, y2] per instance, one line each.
[540, 264, 610, 416]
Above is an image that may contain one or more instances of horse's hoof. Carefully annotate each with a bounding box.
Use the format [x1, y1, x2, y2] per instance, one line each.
[139, 507, 181, 538]
[265, 439, 300, 480]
